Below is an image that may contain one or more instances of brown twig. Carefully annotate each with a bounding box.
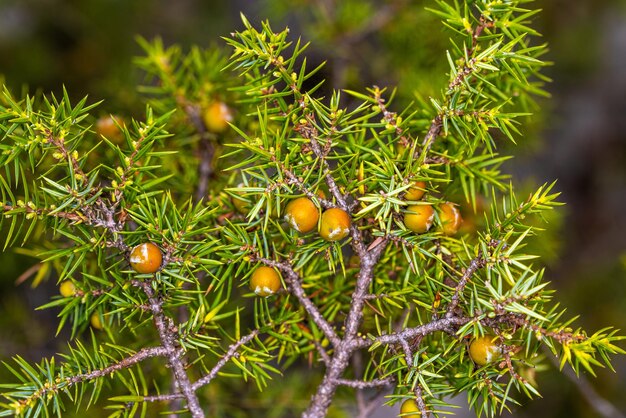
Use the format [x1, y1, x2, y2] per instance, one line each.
[421, 114, 443, 153]
[140, 331, 262, 404]
[44, 129, 88, 185]
[68, 346, 168, 382]
[270, 154, 335, 209]
[192, 330, 259, 390]
[262, 46, 407, 418]
[363, 316, 471, 348]
[334, 378, 394, 389]
[255, 256, 341, 347]
[422, 15, 496, 155]
[445, 255, 487, 318]
[11, 346, 168, 411]
[414, 384, 430, 418]
[2, 203, 86, 224]
[373, 86, 412, 147]
[14, 263, 43, 286]
[138, 280, 204, 417]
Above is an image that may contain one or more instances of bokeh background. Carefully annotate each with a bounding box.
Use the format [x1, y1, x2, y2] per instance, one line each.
[0, 0, 624, 417]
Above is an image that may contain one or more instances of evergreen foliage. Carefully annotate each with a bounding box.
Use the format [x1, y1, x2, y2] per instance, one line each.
[0, 1, 623, 417]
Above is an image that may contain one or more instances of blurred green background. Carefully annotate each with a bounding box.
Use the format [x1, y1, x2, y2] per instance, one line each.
[0, 0, 624, 417]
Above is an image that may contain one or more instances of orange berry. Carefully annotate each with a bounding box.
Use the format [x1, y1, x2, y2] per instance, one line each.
[285, 197, 319, 233]
[439, 202, 463, 236]
[203, 101, 233, 133]
[399, 399, 420, 417]
[129, 242, 163, 274]
[404, 204, 435, 233]
[319, 208, 351, 241]
[250, 266, 282, 297]
[404, 181, 427, 201]
[469, 335, 501, 366]
[59, 280, 77, 297]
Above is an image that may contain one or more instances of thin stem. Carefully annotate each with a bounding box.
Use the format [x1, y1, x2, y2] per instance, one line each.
[44, 129, 87, 185]
[11, 347, 168, 411]
[313, 339, 332, 366]
[192, 330, 259, 390]
[140, 281, 204, 418]
[422, 15, 495, 155]
[364, 316, 470, 348]
[143, 393, 185, 402]
[69, 346, 168, 382]
[303, 240, 387, 417]
[445, 255, 486, 318]
[372, 86, 411, 147]
[299, 117, 347, 210]
[256, 257, 340, 347]
[334, 378, 394, 389]
[3, 203, 87, 224]
[414, 384, 430, 418]
[421, 114, 443, 153]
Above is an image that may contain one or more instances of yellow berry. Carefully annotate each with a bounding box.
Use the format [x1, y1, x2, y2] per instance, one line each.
[129, 242, 163, 274]
[59, 280, 77, 297]
[95, 115, 124, 144]
[203, 101, 233, 133]
[404, 181, 427, 201]
[285, 197, 319, 233]
[399, 399, 420, 417]
[90, 312, 104, 330]
[404, 204, 435, 233]
[319, 208, 351, 241]
[250, 266, 282, 297]
[439, 202, 463, 236]
[469, 335, 501, 366]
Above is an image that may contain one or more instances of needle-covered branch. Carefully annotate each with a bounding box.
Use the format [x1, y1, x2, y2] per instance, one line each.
[255, 256, 340, 347]
[0, 2, 624, 418]
[138, 281, 204, 418]
[334, 378, 394, 389]
[192, 330, 260, 390]
[1, 346, 167, 416]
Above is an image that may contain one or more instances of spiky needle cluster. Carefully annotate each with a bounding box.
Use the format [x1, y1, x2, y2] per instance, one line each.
[0, 2, 623, 418]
